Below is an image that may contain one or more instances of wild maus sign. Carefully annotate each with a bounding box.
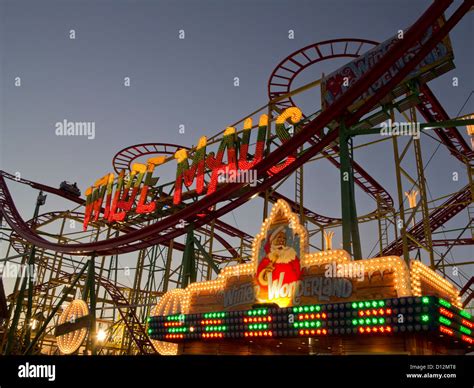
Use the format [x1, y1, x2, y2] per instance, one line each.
[82, 107, 302, 230]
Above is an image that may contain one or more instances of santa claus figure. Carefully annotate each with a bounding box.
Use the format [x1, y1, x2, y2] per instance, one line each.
[256, 226, 301, 302]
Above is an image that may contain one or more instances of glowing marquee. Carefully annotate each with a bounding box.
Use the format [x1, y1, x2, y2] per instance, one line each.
[83, 107, 303, 230]
[253, 199, 306, 307]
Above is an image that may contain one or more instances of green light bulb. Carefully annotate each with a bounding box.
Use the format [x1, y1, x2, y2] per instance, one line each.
[438, 298, 451, 308]
[439, 316, 451, 326]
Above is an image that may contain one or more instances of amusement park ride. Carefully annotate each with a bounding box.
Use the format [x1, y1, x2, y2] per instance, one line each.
[0, 0, 473, 356]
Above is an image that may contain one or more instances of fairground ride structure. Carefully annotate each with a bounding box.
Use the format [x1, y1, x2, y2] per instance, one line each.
[0, 0, 473, 355]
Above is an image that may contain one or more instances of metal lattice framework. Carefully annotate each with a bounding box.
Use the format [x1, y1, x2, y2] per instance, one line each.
[0, 0, 473, 355]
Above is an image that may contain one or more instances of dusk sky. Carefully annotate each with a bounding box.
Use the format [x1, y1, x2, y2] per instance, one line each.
[0, 0, 472, 294]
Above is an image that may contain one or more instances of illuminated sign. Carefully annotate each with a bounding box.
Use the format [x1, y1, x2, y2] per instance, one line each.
[147, 296, 474, 344]
[83, 107, 303, 230]
[321, 18, 453, 111]
[255, 217, 303, 307]
[252, 201, 352, 307]
[223, 277, 352, 309]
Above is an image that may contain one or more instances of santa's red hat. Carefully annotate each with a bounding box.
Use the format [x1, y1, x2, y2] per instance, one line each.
[264, 225, 286, 254]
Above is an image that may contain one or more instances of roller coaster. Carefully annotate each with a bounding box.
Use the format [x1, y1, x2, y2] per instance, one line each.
[0, 0, 473, 355]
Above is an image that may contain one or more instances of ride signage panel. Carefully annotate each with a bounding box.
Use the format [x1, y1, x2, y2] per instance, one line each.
[321, 17, 453, 111]
[83, 107, 303, 230]
[147, 296, 473, 346]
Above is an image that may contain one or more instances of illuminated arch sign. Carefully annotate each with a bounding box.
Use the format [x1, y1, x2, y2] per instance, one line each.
[254, 201, 305, 307]
[83, 107, 302, 230]
[147, 201, 466, 355]
[220, 201, 356, 308]
[149, 200, 461, 313]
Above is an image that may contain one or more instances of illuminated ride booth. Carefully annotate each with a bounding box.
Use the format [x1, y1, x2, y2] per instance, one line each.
[147, 200, 473, 355]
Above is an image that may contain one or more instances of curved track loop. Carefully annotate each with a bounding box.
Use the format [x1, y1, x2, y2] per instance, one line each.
[268, 38, 376, 106]
[8, 207, 242, 264]
[114, 141, 392, 226]
[1, 171, 250, 262]
[268, 38, 394, 212]
[0, 0, 469, 256]
[113, 142, 345, 226]
[268, 36, 472, 219]
[9, 211, 86, 256]
[113, 143, 187, 173]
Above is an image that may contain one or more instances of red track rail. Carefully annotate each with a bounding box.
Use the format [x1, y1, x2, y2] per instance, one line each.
[268, 38, 394, 211]
[0, 0, 469, 256]
[114, 143, 345, 226]
[416, 84, 473, 161]
[379, 185, 472, 256]
[8, 207, 243, 263]
[0, 171, 253, 253]
[112, 143, 186, 173]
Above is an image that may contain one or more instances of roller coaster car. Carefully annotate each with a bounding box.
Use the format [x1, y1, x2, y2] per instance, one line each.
[59, 181, 81, 197]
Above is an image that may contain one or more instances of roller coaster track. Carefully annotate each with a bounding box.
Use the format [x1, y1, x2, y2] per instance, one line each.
[268, 38, 394, 212]
[416, 84, 473, 162]
[113, 140, 388, 227]
[113, 141, 347, 227]
[268, 37, 471, 218]
[0, 172, 253, 256]
[267, 35, 472, 246]
[16, 261, 158, 354]
[0, 0, 470, 257]
[7, 206, 246, 264]
[269, 43, 472, 166]
[379, 185, 472, 256]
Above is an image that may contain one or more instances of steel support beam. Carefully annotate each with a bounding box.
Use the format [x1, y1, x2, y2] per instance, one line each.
[5, 191, 45, 354]
[339, 122, 362, 259]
